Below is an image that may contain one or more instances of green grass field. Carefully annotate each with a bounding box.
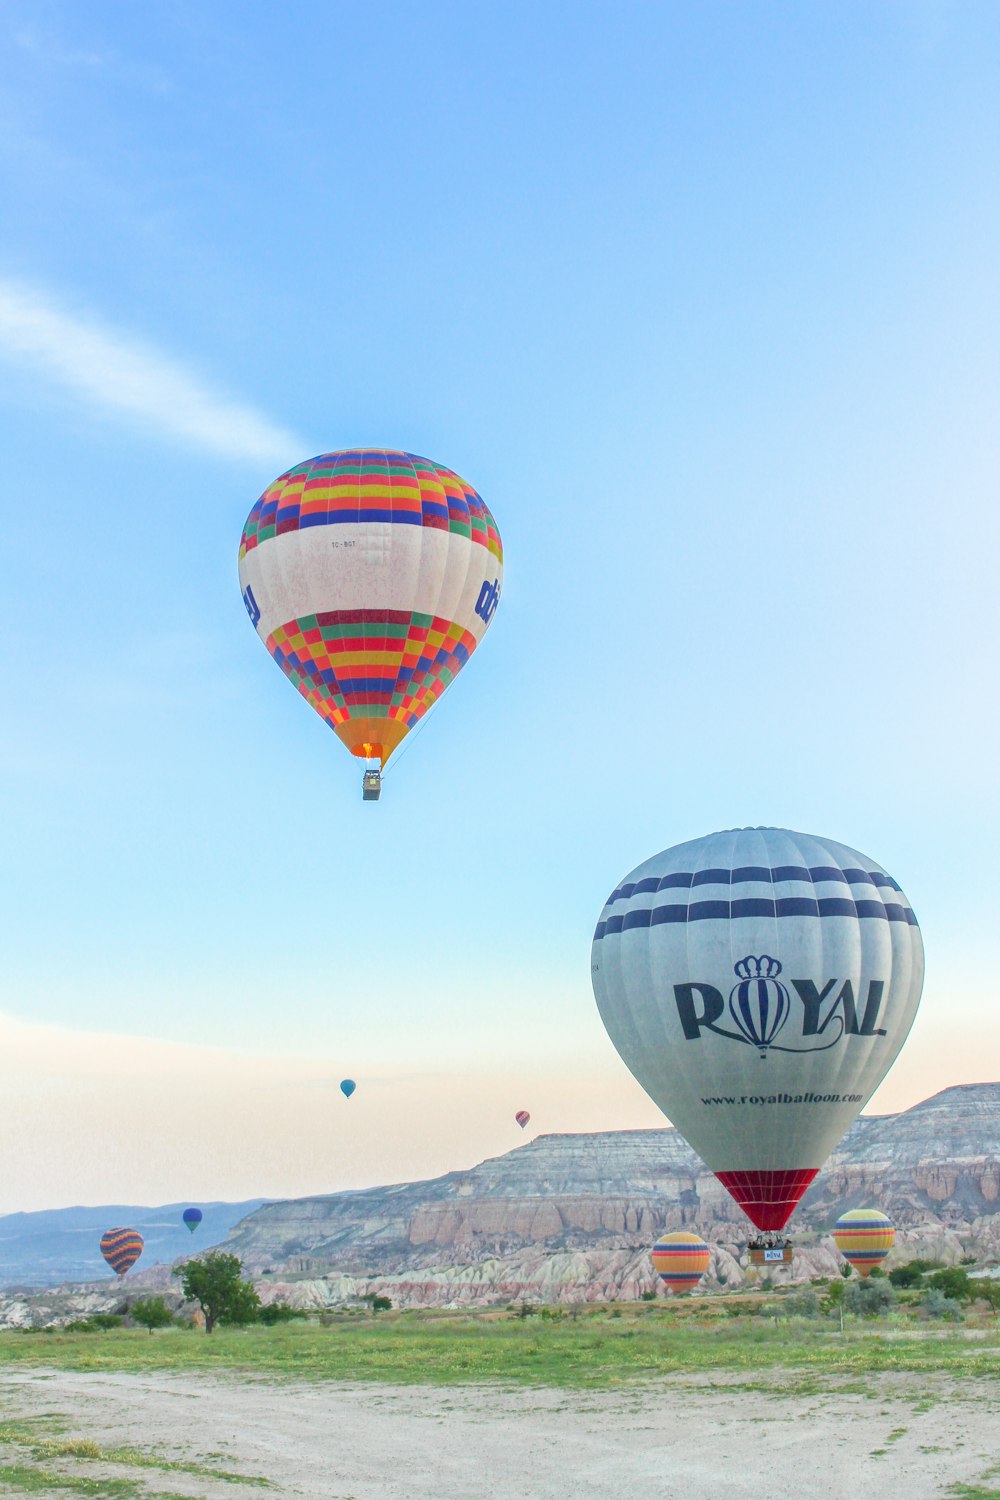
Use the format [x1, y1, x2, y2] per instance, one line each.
[0, 1305, 996, 1390]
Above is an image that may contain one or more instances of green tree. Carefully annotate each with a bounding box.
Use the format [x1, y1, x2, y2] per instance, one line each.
[926, 1267, 973, 1303]
[975, 1280, 1000, 1318]
[173, 1252, 261, 1334]
[131, 1295, 173, 1334]
[888, 1261, 925, 1289]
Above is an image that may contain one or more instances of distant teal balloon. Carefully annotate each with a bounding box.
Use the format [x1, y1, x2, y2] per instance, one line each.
[182, 1208, 203, 1234]
[340, 1079, 356, 1098]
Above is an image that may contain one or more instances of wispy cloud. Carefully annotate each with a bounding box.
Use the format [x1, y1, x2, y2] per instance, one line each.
[0, 280, 305, 466]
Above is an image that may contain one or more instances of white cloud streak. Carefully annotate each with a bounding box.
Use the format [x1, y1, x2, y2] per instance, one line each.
[0, 280, 305, 466]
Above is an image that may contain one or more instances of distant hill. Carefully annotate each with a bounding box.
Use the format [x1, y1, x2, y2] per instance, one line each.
[0, 1200, 268, 1287]
[219, 1083, 1000, 1307]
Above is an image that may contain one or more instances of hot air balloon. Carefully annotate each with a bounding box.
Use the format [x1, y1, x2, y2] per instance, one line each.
[99, 1228, 144, 1278]
[591, 828, 924, 1234]
[340, 1079, 356, 1099]
[182, 1208, 203, 1234]
[651, 1232, 711, 1294]
[514, 1110, 530, 1129]
[238, 450, 503, 800]
[834, 1209, 895, 1276]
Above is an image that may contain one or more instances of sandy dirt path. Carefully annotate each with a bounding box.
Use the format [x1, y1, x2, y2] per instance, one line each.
[1, 1368, 997, 1499]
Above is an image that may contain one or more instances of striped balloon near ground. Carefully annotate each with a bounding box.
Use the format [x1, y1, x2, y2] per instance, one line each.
[833, 1209, 895, 1276]
[651, 1232, 711, 1294]
[99, 1228, 144, 1277]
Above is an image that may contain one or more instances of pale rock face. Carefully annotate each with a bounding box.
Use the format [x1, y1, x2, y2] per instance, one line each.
[228, 1084, 1000, 1309]
[1, 1084, 997, 1324]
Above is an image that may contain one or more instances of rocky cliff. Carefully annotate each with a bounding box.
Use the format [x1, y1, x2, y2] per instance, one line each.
[225, 1083, 1000, 1307]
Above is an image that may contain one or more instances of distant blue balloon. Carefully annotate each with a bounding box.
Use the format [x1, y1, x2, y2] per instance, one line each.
[340, 1079, 356, 1099]
[182, 1207, 203, 1234]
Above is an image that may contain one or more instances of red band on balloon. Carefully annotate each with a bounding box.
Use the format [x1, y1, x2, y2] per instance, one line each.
[714, 1168, 819, 1230]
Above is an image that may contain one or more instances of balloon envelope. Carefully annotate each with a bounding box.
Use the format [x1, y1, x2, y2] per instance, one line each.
[515, 1110, 530, 1129]
[651, 1232, 711, 1294]
[592, 828, 924, 1231]
[99, 1228, 144, 1277]
[182, 1208, 203, 1234]
[238, 450, 503, 768]
[834, 1209, 895, 1276]
[340, 1079, 356, 1098]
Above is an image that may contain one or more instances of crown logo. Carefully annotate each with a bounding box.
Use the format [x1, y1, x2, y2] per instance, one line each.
[733, 954, 782, 981]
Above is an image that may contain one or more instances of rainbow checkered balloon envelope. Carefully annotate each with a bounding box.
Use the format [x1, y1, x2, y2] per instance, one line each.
[238, 450, 503, 770]
[99, 1227, 144, 1277]
[833, 1209, 895, 1277]
[651, 1232, 711, 1294]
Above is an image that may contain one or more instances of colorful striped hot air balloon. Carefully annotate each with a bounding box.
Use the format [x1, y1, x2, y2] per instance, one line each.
[182, 1208, 203, 1234]
[651, 1232, 711, 1294]
[99, 1228, 144, 1278]
[833, 1209, 895, 1276]
[238, 450, 503, 789]
[514, 1110, 530, 1129]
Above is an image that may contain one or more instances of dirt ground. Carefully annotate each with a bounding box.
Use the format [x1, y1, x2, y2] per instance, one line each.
[1, 1368, 998, 1499]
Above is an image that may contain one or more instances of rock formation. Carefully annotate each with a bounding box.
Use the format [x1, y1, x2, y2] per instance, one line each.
[225, 1083, 1000, 1308]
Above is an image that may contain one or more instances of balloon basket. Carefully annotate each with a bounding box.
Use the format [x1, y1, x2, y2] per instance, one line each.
[748, 1242, 793, 1267]
[362, 768, 381, 802]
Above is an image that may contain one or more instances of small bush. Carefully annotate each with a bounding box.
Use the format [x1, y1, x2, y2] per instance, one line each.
[921, 1289, 963, 1322]
[844, 1278, 895, 1319]
[784, 1291, 821, 1319]
[259, 1300, 307, 1325]
[62, 1313, 123, 1333]
[640, 1291, 657, 1302]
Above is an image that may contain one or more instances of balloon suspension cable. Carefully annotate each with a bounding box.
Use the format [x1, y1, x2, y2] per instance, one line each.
[379, 672, 460, 780]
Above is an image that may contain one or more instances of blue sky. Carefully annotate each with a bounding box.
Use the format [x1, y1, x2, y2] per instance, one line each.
[0, 1, 998, 1210]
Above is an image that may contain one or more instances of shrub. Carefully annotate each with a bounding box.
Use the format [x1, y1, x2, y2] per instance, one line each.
[259, 1300, 306, 1325]
[844, 1278, 895, 1319]
[63, 1313, 123, 1332]
[921, 1289, 963, 1321]
[784, 1291, 821, 1319]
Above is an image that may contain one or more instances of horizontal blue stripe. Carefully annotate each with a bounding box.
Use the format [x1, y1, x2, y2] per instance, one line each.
[594, 899, 918, 941]
[607, 865, 903, 905]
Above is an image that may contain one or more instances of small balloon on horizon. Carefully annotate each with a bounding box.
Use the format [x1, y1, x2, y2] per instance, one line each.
[340, 1079, 357, 1099]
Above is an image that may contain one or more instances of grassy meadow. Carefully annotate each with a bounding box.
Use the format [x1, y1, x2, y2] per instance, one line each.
[0, 1298, 997, 1390]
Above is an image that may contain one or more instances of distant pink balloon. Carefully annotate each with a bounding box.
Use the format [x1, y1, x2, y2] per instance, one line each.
[515, 1110, 530, 1129]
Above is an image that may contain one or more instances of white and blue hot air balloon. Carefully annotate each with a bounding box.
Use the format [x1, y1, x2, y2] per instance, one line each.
[591, 828, 924, 1232]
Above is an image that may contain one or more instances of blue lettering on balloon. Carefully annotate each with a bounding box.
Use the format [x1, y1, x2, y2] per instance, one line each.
[475, 577, 500, 624]
[243, 585, 261, 628]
